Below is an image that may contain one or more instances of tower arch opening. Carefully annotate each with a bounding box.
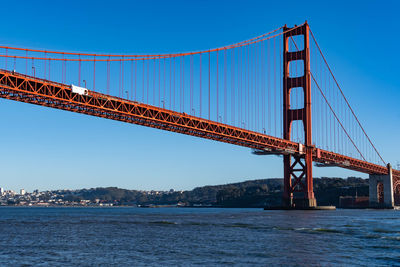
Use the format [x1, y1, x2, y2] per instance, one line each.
[377, 182, 384, 204]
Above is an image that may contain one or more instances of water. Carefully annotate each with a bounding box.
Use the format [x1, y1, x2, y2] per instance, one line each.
[0, 207, 399, 266]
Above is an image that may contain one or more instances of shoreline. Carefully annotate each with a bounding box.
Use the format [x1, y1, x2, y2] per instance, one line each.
[0, 205, 397, 210]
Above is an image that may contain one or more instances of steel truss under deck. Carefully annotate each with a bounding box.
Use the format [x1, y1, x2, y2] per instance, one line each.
[0, 69, 398, 185]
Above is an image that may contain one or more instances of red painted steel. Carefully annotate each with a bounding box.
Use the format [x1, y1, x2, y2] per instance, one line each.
[283, 23, 316, 207]
[0, 69, 395, 182]
[0, 69, 299, 153]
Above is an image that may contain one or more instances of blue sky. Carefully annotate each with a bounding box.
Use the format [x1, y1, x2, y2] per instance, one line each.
[0, 0, 399, 192]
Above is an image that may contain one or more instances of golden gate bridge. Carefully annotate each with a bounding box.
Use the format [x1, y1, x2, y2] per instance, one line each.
[0, 22, 398, 208]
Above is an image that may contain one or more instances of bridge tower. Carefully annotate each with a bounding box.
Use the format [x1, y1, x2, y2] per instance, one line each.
[282, 22, 317, 208]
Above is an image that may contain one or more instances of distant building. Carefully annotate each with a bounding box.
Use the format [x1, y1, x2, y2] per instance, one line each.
[20, 189, 26, 195]
[6, 190, 15, 196]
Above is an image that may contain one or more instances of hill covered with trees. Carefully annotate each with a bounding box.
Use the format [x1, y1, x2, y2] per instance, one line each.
[58, 177, 368, 207]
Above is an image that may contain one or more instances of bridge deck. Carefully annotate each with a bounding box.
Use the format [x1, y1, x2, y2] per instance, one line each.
[0, 69, 398, 181]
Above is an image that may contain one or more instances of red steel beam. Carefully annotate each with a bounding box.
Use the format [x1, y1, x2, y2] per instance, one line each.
[0, 69, 395, 182]
[0, 69, 299, 152]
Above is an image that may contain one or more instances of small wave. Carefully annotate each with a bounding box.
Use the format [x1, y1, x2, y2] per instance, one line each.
[370, 245, 392, 249]
[363, 234, 382, 239]
[221, 223, 267, 230]
[272, 226, 295, 231]
[149, 221, 177, 225]
[312, 228, 342, 234]
[227, 223, 253, 228]
[381, 236, 400, 241]
[290, 227, 343, 234]
[186, 222, 210, 226]
[373, 228, 400, 234]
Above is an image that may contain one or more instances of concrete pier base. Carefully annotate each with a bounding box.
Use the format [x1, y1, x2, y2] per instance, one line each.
[268, 197, 333, 210]
[369, 164, 394, 208]
[293, 198, 317, 209]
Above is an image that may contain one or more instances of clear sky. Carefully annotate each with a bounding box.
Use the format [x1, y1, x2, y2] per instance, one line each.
[0, 0, 399, 192]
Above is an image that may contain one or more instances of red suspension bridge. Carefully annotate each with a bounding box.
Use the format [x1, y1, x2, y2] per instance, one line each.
[0, 22, 398, 208]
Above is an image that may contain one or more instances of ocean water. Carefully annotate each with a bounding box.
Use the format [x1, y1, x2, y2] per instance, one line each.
[0, 207, 399, 266]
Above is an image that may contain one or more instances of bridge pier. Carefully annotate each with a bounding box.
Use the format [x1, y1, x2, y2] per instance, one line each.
[369, 164, 394, 208]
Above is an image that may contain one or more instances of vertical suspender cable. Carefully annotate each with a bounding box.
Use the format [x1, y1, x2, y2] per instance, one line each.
[147, 59, 149, 104]
[25, 50, 28, 74]
[268, 39, 271, 134]
[216, 50, 219, 121]
[122, 57, 125, 98]
[274, 38, 277, 137]
[153, 59, 156, 105]
[44, 52, 47, 79]
[142, 60, 145, 102]
[163, 58, 165, 107]
[79, 55, 82, 87]
[119, 59, 122, 97]
[199, 54, 202, 117]
[224, 49, 227, 123]
[134, 60, 137, 101]
[169, 59, 172, 108]
[182, 56, 185, 113]
[131, 60, 134, 100]
[93, 56, 95, 91]
[280, 36, 283, 137]
[48, 57, 50, 80]
[208, 52, 211, 120]
[153, 58, 156, 105]
[231, 48, 235, 126]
